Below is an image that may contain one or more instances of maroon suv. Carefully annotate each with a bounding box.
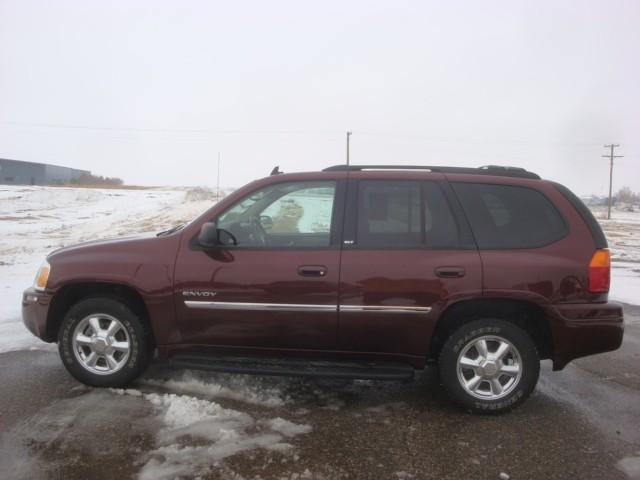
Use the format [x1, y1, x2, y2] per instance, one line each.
[22, 165, 624, 413]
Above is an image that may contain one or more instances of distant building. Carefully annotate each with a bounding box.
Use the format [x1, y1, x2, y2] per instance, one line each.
[0, 158, 90, 185]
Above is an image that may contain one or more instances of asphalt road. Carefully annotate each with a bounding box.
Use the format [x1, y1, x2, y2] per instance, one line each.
[1, 305, 639, 480]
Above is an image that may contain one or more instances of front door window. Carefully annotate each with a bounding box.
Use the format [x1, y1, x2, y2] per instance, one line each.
[217, 181, 336, 248]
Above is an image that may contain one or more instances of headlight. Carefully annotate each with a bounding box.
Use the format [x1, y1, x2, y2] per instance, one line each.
[34, 260, 51, 291]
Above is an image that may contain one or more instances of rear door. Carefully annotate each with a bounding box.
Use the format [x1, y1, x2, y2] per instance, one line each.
[337, 173, 482, 358]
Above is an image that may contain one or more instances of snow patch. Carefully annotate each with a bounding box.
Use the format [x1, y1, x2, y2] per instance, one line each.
[611, 262, 640, 307]
[141, 371, 288, 407]
[394, 471, 415, 479]
[184, 186, 216, 202]
[617, 455, 640, 479]
[597, 207, 640, 306]
[264, 417, 312, 437]
[112, 389, 311, 480]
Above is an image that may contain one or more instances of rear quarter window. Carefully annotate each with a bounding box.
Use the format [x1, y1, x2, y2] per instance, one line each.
[451, 182, 568, 249]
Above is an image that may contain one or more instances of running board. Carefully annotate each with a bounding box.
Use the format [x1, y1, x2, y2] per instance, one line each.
[169, 353, 415, 381]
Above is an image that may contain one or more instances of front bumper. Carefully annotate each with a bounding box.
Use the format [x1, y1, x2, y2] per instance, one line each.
[545, 301, 624, 370]
[22, 287, 54, 341]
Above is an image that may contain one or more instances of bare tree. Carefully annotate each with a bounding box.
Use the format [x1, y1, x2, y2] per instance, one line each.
[616, 186, 639, 204]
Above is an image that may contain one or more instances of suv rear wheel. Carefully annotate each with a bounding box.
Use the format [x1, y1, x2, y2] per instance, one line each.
[439, 319, 539, 413]
[58, 297, 151, 387]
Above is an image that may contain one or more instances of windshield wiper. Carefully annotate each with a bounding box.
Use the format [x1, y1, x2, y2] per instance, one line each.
[157, 223, 185, 237]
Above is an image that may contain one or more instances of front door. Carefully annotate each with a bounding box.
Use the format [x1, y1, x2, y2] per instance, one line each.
[174, 179, 344, 351]
[338, 175, 482, 359]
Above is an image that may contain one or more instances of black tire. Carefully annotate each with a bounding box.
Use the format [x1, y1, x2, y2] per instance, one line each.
[438, 319, 539, 414]
[58, 297, 152, 388]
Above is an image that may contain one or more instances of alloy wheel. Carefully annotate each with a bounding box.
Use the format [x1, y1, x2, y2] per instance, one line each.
[456, 335, 523, 400]
[72, 313, 131, 375]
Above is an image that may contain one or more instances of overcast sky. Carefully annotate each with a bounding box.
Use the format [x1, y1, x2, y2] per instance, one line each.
[1, 0, 638, 195]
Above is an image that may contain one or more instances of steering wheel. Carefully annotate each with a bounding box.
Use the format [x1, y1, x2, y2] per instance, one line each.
[250, 216, 269, 246]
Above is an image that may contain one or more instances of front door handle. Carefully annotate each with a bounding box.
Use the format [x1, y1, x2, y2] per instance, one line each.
[435, 266, 466, 278]
[297, 265, 328, 277]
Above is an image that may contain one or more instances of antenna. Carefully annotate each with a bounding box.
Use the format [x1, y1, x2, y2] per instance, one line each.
[217, 152, 221, 203]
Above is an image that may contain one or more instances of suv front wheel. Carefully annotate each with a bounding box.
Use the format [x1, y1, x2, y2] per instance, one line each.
[58, 297, 151, 387]
[439, 319, 540, 413]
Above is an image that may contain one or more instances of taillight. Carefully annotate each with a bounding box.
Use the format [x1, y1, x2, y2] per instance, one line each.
[588, 249, 610, 293]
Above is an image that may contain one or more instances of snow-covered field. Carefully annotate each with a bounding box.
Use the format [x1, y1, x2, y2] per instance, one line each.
[594, 208, 640, 305]
[0, 185, 212, 354]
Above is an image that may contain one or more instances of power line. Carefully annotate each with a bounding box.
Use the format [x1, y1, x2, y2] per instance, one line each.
[355, 130, 613, 147]
[0, 121, 342, 136]
[3, 121, 634, 149]
[602, 144, 623, 220]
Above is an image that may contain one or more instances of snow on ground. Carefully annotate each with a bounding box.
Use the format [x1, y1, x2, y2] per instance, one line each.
[0, 185, 213, 353]
[593, 206, 640, 306]
[616, 455, 640, 479]
[111, 388, 311, 480]
[140, 370, 290, 407]
[141, 367, 350, 413]
[610, 261, 640, 306]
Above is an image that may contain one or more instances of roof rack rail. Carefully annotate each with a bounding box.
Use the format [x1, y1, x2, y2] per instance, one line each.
[322, 164, 540, 180]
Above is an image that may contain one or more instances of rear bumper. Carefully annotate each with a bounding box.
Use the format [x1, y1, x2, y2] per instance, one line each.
[545, 302, 624, 370]
[22, 287, 54, 341]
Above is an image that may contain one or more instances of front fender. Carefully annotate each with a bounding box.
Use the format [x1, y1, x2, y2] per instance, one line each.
[45, 233, 182, 345]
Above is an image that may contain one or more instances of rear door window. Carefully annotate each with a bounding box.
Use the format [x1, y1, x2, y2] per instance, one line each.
[451, 183, 567, 249]
[356, 180, 459, 248]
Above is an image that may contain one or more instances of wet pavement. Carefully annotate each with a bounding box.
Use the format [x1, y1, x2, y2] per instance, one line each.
[1, 305, 639, 480]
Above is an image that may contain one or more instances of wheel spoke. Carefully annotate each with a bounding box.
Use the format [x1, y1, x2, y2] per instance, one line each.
[500, 364, 520, 376]
[89, 317, 102, 334]
[494, 341, 510, 360]
[105, 354, 119, 371]
[490, 378, 504, 395]
[475, 339, 488, 359]
[111, 341, 130, 352]
[75, 334, 93, 347]
[85, 352, 98, 367]
[105, 319, 120, 337]
[459, 356, 480, 369]
[466, 375, 483, 392]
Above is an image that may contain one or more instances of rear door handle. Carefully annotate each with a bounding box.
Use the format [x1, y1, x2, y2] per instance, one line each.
[435, 266, 466, 278]
[297, 265, 328, 277]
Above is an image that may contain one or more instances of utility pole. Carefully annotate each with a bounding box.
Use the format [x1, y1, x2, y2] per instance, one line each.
[346, 131, 352, 165]
[602, 144, 623, 220]
[216, 152, 221, 203]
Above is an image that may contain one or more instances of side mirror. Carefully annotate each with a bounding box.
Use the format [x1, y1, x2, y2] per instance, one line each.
[198, 222, 238, 249]
[198, 222, 219, 249]
[217, 228, 237, 246]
